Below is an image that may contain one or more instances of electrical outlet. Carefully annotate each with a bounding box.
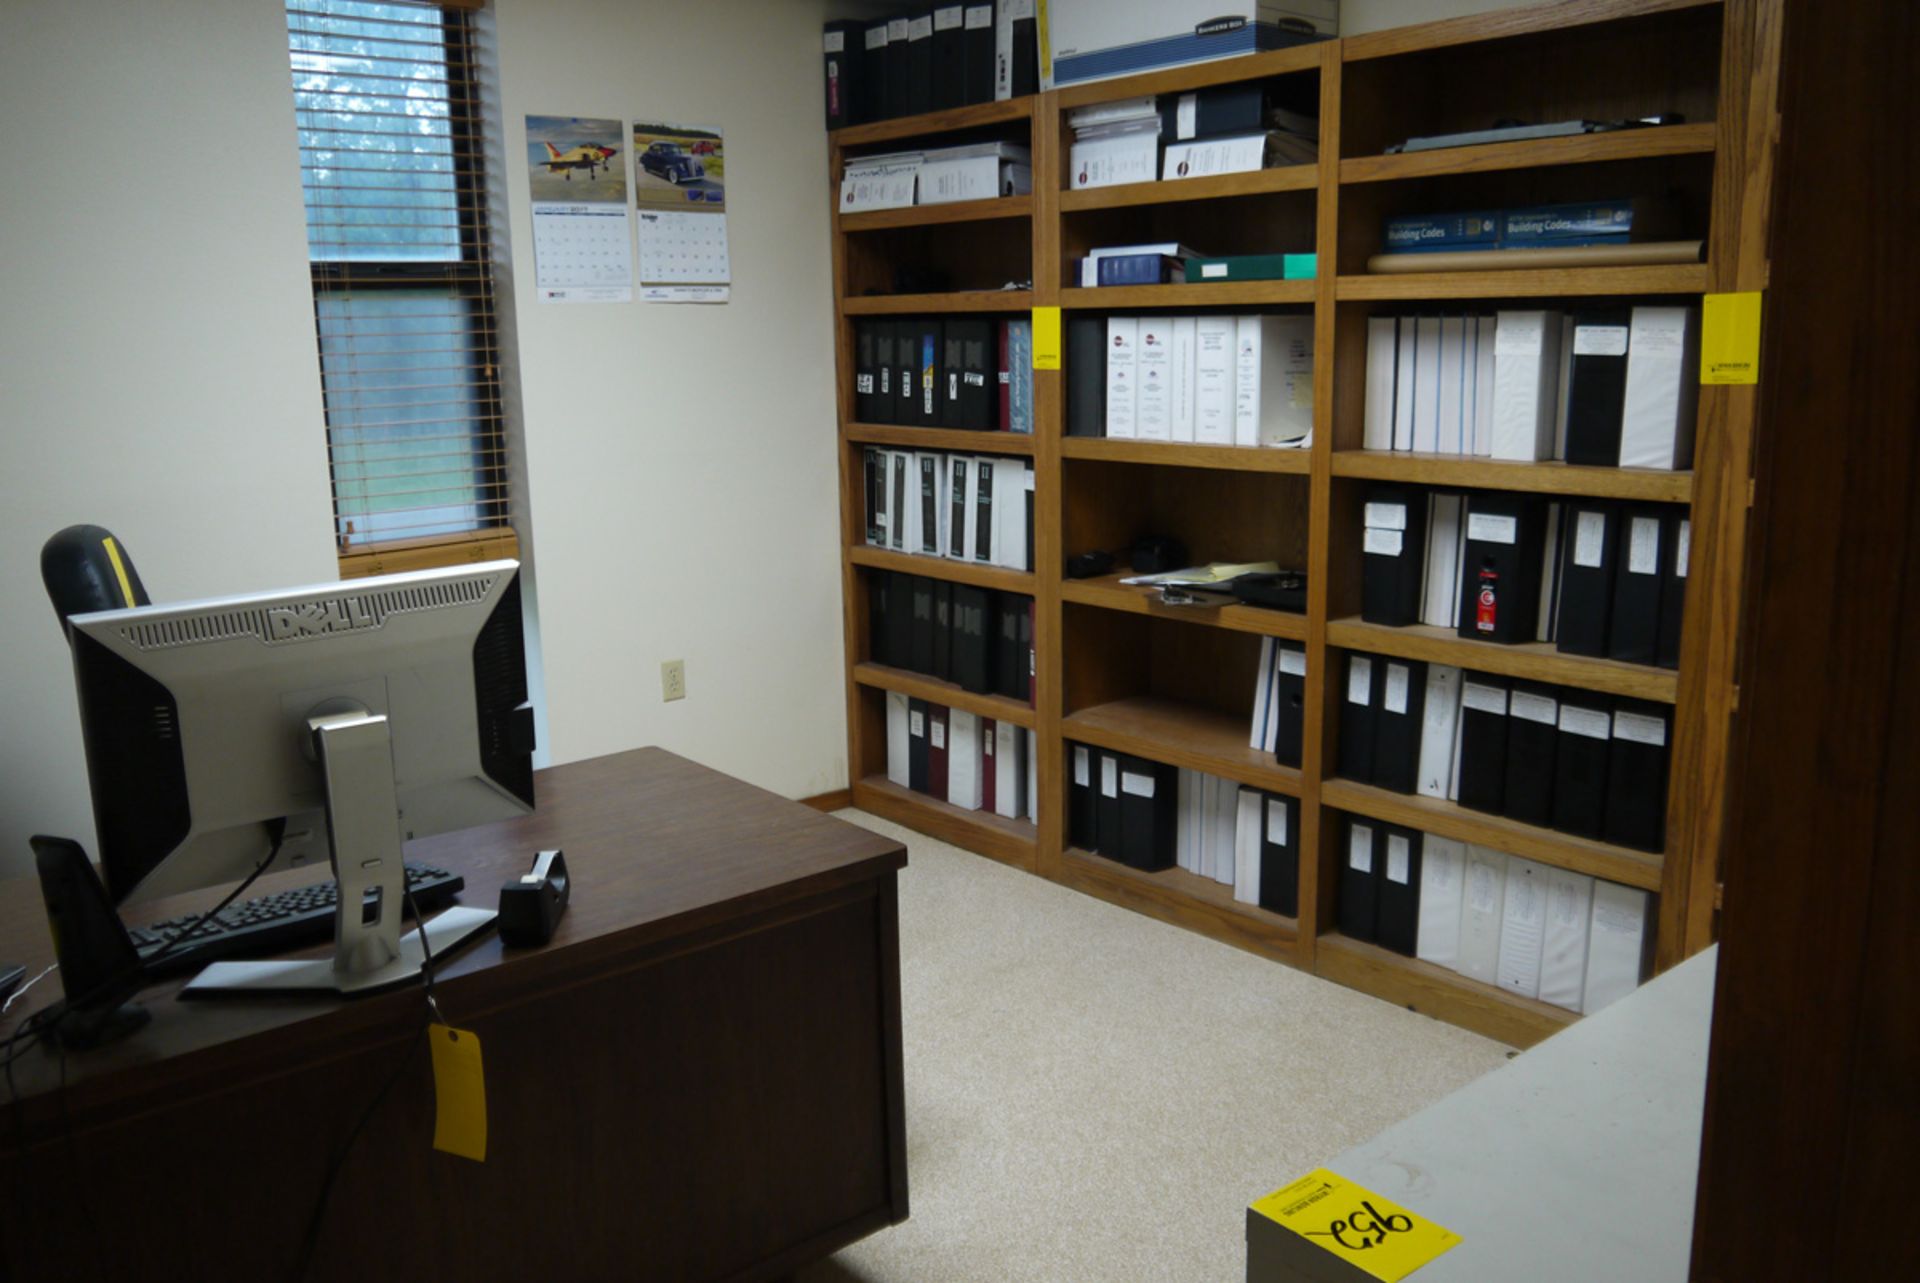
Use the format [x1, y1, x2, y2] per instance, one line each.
[661, 659, 686, 702]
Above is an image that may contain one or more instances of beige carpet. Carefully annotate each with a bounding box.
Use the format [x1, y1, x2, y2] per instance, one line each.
[800, 810, 1511, 1283]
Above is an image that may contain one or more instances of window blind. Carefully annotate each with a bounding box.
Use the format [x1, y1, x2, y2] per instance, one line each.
[288, 0, 510, 553]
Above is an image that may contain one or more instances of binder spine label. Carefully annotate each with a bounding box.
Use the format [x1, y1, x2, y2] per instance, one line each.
[1364, 527, 1404, 556]
[1574, 325, 1629, 357]
[1613, 711, 1668, 746]
[965, 5, 991, 29]
[1386, 834, 1411, 883]
[1627, 516, 1661, 574]
[1559, 705, 1612, 739]
[1467, 512, 1518, 544]
[1121, 771, 1155, 798]
[1279, 646, 1307, 677]
[1347, 656, 1373, 704]
[1676, 519, 1691, 576]
[1462, 682, 1508, 714]
[1365, 501, 1408, 530]
[1349, 825, 1374, 872]
[1267, 798, 1288, 844]
[1511, 691, 1558, 724]
[1573, 510, 1607, 567]
[1384, 664, 1411, 714]
[1074, 745, 1089, 785]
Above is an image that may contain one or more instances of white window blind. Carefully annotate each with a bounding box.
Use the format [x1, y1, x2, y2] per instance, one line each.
[288, 0, 509, 551]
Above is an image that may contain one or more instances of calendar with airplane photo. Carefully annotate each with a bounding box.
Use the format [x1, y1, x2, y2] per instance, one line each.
[632, 121, 731, 303]
[525, 114, 634, 303]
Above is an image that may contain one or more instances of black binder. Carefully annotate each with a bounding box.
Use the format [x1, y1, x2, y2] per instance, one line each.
[1456, 492, 1548, 645]
[1374, 825, 1423, 957]
[1337, 818, 1380, 943]
[1069, 743, 1097, 850]
[1007, 1, 1038, 97]
[1502, 680, 1560, 827]
[949, 585, 991, 694]
[884, 18, 911, 120]
[1362, 485, 1430, 627]
[867, 569, 894, 666]
[1337, 652, 1380, 782]
[1370, 659, 1428, 794]
[1273, 644, 1306, 770]
[908, 696, 930, 792]
[888, 450, 910, 550]
[892, 319, 918, 425]
[931, 579, 953, 682]
[1549, 697, 1612, 840]
[1066, 316, 1106, 436]
[863, 447, 883, 546]
[1603, 700, 1671, 852]
[910, 318, 945, 428]
[1117, 756, 1176, 871]
[908, 575, 935, 675]
[961, 3, 995, 105]
[1554, 499, 1618, 657]
[904, 13, 934, 118]
[931, 6, 965, 111]
[972, 457, 995, 562]
[1656, 513, 1689, 670]
[822, 21, 861, 130]
[1563, 308, 1633, 467]
[1017, 598, 1035, 703]
[943, 319, 993, 430]
[1259, 793, 1299, 917]
[1095, 750, 1123, 857]
[884, 571, 913, 666]
[916, 452, 940, 556]
[1607, 503, 1666, 665]
[1455, 672, 1512, 815]
[948, 456, 970, 559]
[871, 320, 897, 424]
[993, 592, 1022, 700]
[861, 21, 891, 124]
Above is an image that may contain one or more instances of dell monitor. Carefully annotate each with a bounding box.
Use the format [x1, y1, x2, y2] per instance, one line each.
[64, 559, 534, 994]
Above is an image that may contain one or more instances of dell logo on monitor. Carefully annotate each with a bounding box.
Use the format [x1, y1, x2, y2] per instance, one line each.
[267, 598, 378, 640]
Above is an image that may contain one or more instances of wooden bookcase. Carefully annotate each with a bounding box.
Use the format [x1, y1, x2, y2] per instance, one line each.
[827, 0, 1780, 1046]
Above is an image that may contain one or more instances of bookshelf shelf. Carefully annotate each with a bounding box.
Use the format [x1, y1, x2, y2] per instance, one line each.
[1320, 778, 1666, 891]
[852, 776, 1039, 871]
[1339, 121, 1717, 185]
[1060, 164, 1318, 213]
[832, 95, 1034, 147]
[828, 0, 1775, 1042]
[848, 545, 1037, 593]
[1064, 697, 1303, 797]
[1335, 263, 1709, 300]
[839, 195, 1033, 234]
[845, 422, 1037, 454]
[1060, 847, 1301, 964]
[852, 662, 1037, 730]
[1062, 281, 1316, 310]
[843, 290, 1033, 316]
[1062, 573, 1309, 641]
[1330, 450, 1692, 502]
[1060, 437, 1312, 473]
[1314, 932, 1577, 1048]
[1325, 616, 1679, 703]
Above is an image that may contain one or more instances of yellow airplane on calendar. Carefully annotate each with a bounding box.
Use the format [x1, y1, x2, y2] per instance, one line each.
[541, 141, 617, 180]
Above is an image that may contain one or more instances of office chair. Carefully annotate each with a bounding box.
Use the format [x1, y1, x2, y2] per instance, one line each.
[41, 523, 151, 633]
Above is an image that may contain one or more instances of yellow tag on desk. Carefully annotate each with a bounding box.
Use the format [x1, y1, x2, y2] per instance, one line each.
[1252, 1168, 1460, 1282]
[429, 1023, 487, 1162]
[1700, 290, 1762, 384]
[1031, 306, 1061, 370]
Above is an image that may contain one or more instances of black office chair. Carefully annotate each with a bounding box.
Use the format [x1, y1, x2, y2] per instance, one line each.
[41, 523, 151, 635]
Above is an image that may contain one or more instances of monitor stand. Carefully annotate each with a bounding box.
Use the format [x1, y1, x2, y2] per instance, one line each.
[182, 711, 495, 997]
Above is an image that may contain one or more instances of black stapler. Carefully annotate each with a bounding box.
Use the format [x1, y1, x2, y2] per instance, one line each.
[498, 849, 570, 948]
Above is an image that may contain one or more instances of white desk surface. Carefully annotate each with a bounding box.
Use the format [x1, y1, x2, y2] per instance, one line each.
[1291, 946, 1717, 1283]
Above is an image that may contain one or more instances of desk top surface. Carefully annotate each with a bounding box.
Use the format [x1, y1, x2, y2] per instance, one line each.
[0, 748, 904, 1122]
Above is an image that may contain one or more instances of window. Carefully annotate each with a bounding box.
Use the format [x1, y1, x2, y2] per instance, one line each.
[287, 0, 515, 573]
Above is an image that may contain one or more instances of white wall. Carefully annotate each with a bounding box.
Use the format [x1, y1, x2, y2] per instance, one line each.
[0, 0, 852, 880]
[493, 0, 848, 795]
[0, 1, 339, 879]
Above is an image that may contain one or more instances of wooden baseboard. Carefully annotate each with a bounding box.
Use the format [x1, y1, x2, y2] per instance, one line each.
[799, 788, 854, 812]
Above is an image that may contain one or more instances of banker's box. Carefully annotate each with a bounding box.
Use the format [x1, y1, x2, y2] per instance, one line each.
[1045, 1, 1338, 90]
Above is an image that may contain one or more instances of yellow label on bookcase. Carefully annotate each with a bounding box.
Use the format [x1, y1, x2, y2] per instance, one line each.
[1031, 306, 1061, 370]
[1251, 1168, 1461, 1282]
[1700, 291, 1762, 384]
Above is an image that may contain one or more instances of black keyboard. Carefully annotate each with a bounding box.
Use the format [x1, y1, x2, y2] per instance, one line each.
[128, 863, 465, 979]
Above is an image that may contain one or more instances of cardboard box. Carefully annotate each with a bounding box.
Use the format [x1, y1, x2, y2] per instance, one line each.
[1044, 1, 1337, 90]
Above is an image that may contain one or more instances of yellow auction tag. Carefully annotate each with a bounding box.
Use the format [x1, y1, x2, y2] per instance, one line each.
[1252, 1168, 1461, 1282]
[429, 1023, 487, 1162]
[1031, 305, 1062, 370]
[1700, 290, 1762, 384]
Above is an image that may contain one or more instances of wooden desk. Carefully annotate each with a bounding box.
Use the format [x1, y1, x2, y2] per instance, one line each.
[0, 748, 908, 1283]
